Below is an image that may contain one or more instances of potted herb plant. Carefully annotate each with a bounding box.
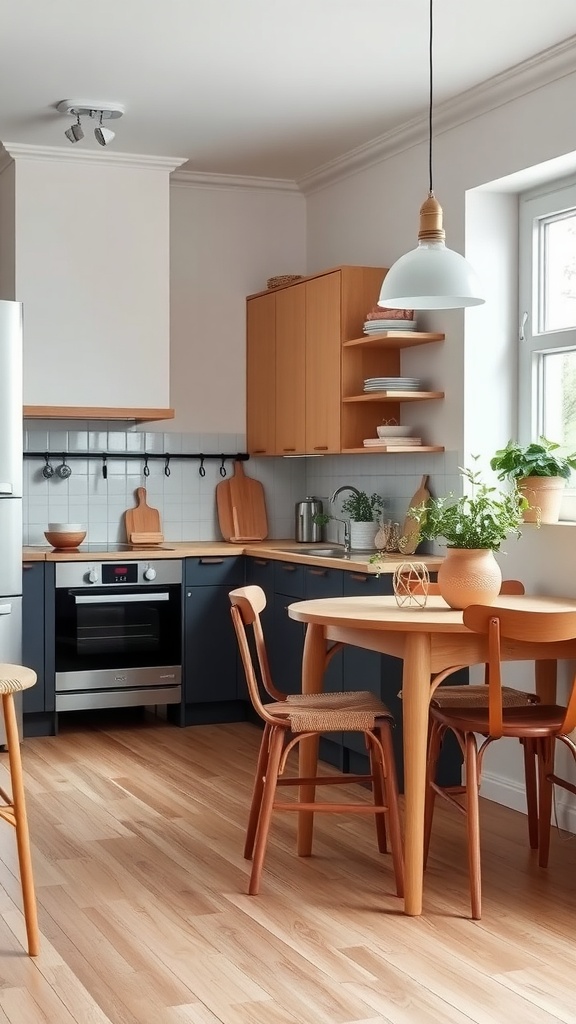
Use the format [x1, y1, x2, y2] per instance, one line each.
[315, 489, 385, 551]
[490, 437, 576, 523]
[405, 462, 528, 609]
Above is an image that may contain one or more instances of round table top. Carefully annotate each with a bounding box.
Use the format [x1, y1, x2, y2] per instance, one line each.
[287, 594, 576, 633]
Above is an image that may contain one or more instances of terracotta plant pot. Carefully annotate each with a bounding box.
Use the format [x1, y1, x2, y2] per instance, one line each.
[518, 475, 565, 524]
[437, 548, 502, 610]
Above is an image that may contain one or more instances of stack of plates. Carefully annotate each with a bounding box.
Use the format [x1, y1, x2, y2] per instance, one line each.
[363, 437, 422, 447]
[363, 319, 418, 334]
[363, 377, 423, 392]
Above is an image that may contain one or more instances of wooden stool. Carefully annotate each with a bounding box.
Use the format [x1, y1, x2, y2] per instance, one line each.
[0, 664, 39, 956]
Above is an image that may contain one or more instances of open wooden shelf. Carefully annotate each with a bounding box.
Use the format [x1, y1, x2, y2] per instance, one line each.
[23, 406, 175, 423]
[343, 331, 445, 349]
[342, 445, 445, 454]
[343, 391, 444, 403]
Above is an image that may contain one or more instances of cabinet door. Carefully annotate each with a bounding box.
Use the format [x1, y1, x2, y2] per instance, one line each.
[246, 292, 276, 455]
[305, 272, 341, 454]
[184, 557, 244, 704]
[275, 283, 306, 454]
[22, 562, 45, 713]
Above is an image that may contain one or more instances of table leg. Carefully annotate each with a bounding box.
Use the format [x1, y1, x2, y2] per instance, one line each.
[535, 659, 557, 704]
[401, 631, 432, 916]
[297, 622, 326, 857]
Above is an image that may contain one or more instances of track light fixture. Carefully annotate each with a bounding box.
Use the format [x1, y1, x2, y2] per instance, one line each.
[57, 100, 125, 148]
[64, 114, 84, 144]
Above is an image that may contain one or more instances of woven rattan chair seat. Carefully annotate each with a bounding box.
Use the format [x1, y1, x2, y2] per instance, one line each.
[0, 664, 37, 694]
[265, 690, 392, 732]
[431, 684, 539, 709]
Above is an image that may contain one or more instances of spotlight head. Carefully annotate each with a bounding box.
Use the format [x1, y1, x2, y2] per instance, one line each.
[94, 125, 115, 147]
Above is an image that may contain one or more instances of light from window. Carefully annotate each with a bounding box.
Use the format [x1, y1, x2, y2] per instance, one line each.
[540, 348, 576, 450]
[541, 212, 576, 333]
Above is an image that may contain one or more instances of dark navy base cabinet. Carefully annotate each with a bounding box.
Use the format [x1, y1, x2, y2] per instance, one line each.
[22, 561, 56, 737]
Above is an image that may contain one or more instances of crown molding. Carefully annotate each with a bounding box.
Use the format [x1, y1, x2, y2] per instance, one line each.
[298, 34, 576, 194]
[0, 142, 187, 172]
[170, 168, 300, 194]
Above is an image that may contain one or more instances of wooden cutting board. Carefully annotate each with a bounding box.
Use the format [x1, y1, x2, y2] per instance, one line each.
[398, 475, 430, 555]
[219, 460, 268, 542]
[124, 487, 164, 545]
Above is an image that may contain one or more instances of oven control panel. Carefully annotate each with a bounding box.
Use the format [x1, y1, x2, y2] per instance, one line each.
[56, 560, 182, 588]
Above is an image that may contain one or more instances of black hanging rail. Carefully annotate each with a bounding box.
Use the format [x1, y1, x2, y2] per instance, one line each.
[24, 450, 249, 480]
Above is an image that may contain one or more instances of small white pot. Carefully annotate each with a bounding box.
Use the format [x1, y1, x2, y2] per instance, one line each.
[349, 520, 378, 551]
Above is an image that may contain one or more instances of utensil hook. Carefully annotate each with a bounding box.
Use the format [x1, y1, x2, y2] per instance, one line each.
[143, 455, 150, 477]
[102, 454, 108, 479]
[198, 455, 206, 477]
[164, 455, 171, 477]
[219, 456, 227, 477]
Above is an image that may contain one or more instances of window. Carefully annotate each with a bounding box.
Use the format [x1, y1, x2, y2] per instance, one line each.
[519, 176, 576, 454]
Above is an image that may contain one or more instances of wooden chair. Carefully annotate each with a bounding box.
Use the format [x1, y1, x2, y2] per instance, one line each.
[0, 664, 39, 955]
[423, 579, 541, 854]
[424, 605, 576, 919]
[229, 585, 404, 898]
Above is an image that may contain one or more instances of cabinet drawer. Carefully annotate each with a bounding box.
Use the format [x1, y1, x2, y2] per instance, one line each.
[304, 565, 343, 599]
[185, 556, 244, 587]
[273, 561, 304, 598]
[343, 569, 394, 597]
[246, 556, 275, 590]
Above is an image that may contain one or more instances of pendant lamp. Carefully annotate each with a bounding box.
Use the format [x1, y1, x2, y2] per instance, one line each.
[378, 0, 484, 310]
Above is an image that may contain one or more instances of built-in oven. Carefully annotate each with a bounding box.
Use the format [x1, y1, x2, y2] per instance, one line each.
[54, 559, 182, 712]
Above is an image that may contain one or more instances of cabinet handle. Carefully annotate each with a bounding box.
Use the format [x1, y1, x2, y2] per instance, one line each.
[281, 564, 297, 572]
[309, 568, 327, 576]
[253, 558, 269, 566]
[282, 448, 296, 453]
[199, 557, 224, 564]
[350, 573, 369, 582]
[23, 563, 34, 571]
[313, 446, 328, 451]
[253, 449, 267, 454]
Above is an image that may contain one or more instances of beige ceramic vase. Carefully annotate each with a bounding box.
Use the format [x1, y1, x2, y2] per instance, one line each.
[437, 547, 502, 610]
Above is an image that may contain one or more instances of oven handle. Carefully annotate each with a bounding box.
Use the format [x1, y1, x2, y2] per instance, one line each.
[73, 592, 171, 605]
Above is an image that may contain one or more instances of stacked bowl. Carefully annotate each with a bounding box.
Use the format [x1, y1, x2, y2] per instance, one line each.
[44, 523, 86, 549]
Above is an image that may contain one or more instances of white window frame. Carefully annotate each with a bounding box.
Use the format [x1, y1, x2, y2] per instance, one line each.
[518, 175, 576, 459]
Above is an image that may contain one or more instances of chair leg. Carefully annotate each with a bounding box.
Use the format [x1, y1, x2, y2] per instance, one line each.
[2, 694, 39, 956]
[464, 731, 482, 920]
[377, 724, 404, 898]
[424, 720, 443, 868]
[248, 726, 284, 896]
[368, 731, 388, 854]
[244, 723, 272, 860]
[537, 737, 555, 869]
[520, 737, 539, 850]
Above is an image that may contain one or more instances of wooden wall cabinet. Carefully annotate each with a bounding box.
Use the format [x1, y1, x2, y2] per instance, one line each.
[246, 265, 389, 456]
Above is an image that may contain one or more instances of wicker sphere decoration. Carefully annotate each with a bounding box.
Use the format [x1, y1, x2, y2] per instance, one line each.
[393, 562, 430, 607]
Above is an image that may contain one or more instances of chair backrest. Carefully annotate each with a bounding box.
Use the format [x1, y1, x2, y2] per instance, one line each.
[463, 603, 576, 737]
[229, 586, 286, 723]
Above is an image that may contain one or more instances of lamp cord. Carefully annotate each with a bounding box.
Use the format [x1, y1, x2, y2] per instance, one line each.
[428, 0, 434, 196]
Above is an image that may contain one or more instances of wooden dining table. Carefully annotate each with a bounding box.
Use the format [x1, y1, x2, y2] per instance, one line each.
[288, 592, 576, 916]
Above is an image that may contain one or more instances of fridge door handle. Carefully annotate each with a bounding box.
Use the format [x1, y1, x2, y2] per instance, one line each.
[0, 483, 13, 494]
[0, 603, 13, 615]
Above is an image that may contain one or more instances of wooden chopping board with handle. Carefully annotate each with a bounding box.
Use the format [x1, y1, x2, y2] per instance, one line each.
[219, 460, 268, 542]
[124, 487, 164, 544]
[398, 474, 430, 555]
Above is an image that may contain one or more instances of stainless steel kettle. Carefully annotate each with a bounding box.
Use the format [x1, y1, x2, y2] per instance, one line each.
[295, 497, 323, 543]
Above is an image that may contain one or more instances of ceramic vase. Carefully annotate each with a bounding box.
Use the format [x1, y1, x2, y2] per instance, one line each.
[437, 547, 502, 610]
[518, 475, 565, 524]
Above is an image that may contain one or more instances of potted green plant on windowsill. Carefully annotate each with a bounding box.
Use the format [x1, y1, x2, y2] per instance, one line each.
[393, 462, 528, 609]
[314, 490, 385, 551]
[490, 437, 576, 524]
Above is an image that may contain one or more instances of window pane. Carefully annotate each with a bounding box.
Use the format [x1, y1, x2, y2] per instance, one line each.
[541, 349, 576, 449]
[541, 212, 576, 332]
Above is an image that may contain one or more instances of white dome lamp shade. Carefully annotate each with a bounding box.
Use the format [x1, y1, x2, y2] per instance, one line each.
[378, 0, 484, 312]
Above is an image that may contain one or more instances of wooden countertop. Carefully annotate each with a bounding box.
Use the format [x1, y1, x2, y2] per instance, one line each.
[22, 540, 442, 574]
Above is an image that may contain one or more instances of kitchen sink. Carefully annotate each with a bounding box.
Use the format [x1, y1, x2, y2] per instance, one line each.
[276, 546, 349, 559]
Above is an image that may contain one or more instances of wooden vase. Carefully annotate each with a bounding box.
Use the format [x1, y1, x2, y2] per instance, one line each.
[437, 547, 502, 610]
[518, 475, 565, 524]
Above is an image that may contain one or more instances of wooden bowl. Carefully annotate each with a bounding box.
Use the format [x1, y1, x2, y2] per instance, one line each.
[44, 530, 86, 549]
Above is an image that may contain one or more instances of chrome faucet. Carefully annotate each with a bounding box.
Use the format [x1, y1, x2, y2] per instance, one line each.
[329, 485, 360, 555]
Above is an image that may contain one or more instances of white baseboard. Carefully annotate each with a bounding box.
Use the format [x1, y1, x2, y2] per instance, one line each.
[481, 771, 576, 834]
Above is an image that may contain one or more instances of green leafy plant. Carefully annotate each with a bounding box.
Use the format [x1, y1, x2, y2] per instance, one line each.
[490, 437, 576, 482]
[314, 490, 385, 526]
[405, 462, 528, 551]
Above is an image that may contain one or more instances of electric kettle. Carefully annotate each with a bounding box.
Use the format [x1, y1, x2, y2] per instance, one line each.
[295, 497, 323, 543]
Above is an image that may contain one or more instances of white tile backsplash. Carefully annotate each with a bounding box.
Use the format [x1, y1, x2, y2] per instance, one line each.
[23, 423, 460, 545]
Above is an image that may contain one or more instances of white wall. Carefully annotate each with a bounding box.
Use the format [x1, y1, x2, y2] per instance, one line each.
[169, 179, 306, 432]
[8, 148, 177, 409]
[0, 159, 15, 298]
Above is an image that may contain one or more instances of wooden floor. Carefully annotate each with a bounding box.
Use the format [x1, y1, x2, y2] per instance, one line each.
[0, 713, 575, 1023]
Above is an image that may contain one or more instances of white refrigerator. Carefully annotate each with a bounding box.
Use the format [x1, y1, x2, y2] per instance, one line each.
[0, 300, 23, 741]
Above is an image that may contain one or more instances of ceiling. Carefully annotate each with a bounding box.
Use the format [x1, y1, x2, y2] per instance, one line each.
[2, 0, 576, 182]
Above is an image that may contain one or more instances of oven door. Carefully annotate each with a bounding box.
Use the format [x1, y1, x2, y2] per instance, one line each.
[54, 583, 182, 709]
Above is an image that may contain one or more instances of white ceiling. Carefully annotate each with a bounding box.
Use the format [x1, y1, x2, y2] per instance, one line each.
[2, 0, 576, 181]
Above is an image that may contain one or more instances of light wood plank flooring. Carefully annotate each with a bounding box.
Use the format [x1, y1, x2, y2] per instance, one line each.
[0, 712, 574, 1023]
